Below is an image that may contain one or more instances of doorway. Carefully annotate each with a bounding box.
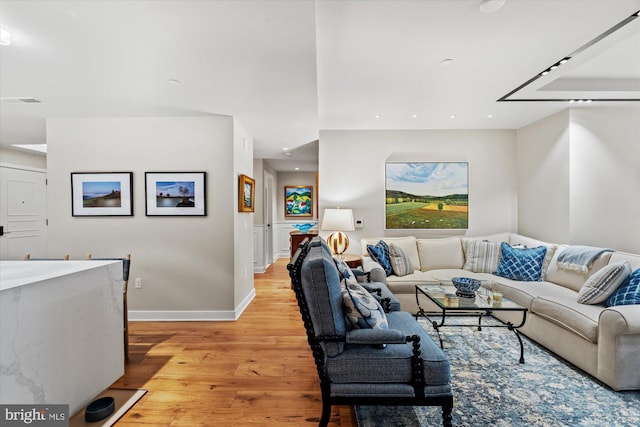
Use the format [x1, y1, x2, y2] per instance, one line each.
[0, 166, 47, 260]
[264, 170, 275, 267]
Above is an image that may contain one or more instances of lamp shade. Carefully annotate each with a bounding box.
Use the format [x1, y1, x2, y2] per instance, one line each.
[321, 208, 355, 232]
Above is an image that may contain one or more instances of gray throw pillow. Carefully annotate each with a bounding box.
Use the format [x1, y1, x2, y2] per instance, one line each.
[388, 243, 412, 277]
[577, 261, 631, 305]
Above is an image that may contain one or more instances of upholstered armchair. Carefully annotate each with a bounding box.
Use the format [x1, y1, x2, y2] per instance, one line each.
[288, 237, 453, 427]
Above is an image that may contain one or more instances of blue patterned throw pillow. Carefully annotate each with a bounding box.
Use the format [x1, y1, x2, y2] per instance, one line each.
[495, 242, 547, 282]
[342, 282, 389, 330]
[606, 268, 640, 307]
[367, 240, 393, 276]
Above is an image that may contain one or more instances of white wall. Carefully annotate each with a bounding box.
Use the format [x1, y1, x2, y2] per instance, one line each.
[517, 107, 640, 253]
[569, 108, 640, 252]
[516, 110, 571, 243]
[318, 129, 518, 254]
[233, 119, 256, 310]
[46, 116, 254, 320]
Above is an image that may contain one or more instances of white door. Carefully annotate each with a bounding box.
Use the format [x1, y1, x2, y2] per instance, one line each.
[0, 166, 47, 260]
[264, 170, 274, 266]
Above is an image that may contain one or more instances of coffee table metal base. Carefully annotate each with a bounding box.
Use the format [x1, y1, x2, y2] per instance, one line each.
[415, 284, 528, 364]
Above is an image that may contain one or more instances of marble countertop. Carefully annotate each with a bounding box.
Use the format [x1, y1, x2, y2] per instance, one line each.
[0, 260, 120, 291]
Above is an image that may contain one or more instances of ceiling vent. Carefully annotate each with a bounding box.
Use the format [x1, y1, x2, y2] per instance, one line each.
[1, 97, 42, 104]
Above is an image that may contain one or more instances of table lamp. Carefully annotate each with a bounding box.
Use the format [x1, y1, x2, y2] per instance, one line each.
[321, 208, 355, 257]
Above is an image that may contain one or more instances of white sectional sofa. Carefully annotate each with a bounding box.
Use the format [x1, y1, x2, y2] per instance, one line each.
[360, 232, 640, 391]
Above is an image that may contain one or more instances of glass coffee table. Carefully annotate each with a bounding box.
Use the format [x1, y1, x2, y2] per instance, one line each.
[416, 283, 528, 363]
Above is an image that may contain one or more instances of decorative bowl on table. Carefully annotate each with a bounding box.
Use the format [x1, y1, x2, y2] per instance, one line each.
[452, 277, 481, 298]
[292, 223, 316, 233]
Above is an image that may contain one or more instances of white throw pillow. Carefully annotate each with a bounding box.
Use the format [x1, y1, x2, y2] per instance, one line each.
[577, 261, 631, 305]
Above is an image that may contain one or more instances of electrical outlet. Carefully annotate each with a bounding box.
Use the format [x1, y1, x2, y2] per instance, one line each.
[135, 278, 142, 289]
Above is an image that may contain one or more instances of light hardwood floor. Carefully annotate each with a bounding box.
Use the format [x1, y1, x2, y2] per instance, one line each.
[112, 259, 357, 426]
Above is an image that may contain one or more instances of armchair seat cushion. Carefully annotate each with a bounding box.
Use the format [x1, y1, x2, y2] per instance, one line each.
[326, 311, 450, 386]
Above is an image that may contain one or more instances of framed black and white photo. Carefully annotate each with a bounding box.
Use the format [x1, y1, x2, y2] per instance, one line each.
[71, 172, 133, 217]
[145, 172, 207, 216]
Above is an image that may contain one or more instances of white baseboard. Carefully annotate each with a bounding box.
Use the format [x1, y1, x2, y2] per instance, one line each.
[129, 288, 256, 321]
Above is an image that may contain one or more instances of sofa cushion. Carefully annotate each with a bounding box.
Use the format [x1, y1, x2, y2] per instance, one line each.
[367, 241, 393, 276]
[545, 246, 613, 292]
[508, 233, 558, 280]
[388, 243, 413, 277]
[609, 251, 640, 271]
[577, 261, 631, 305]
[342, 282, 389, 330]
[417, 237, 464, 271]
[327, 311, 450, 386]
[462, 239, 502, 273]
[606, 268, 640, 307]
[494, 242, 547, 282]
[362, 237, 420, 270]
[488, 276, 578, 310]
[531, 295, 602, 343]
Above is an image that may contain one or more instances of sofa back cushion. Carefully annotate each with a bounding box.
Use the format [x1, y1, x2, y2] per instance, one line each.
[417, 237, 464, 270]
[361, 236, 420, 270]
[545, 245, 613, 292]
[301, 239, 347, 356]
[609, 251, 640, 271]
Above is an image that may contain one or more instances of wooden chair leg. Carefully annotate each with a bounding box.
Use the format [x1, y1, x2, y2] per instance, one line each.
[442, 398, 453, 427]
[123, 295, 129, 358]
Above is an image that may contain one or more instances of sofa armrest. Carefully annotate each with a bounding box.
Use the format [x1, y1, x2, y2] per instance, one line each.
[362, 256, 387, 284]
[597, 304, 640, 390]
[346, 328, 407, 345]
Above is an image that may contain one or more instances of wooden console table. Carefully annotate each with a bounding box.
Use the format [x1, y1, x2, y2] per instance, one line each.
[290, 230, 319, 257]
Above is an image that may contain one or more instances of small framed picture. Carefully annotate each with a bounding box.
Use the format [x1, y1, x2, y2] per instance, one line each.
[238, 174, 256, 213]
[145, 172, 207, 216]
[71, 172, 133, 217]
[285, 185, 313, 218]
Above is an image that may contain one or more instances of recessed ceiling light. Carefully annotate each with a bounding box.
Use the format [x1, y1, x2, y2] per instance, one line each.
[285, 152, 292, 156]
[282, 147, 289, 151]
[479, 0, 506, 14]
[449, 114, 456, 119]
[0, 28, 12, 46]
[412, 114, 418, 118]
[487, 114, 494, 118]
[294, 167, 300, 171]
[441, 58, 453, 66]
[375, 114, 381, 118]
[167, 79, 181, 86]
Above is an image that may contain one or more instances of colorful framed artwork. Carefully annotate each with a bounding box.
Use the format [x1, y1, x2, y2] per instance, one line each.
[285, 185, 313, 218]
[71, 172, 133, 217]
[385, 162, 468, 229]
[145, 172, 207, 216]
[238, 174, 256, 212]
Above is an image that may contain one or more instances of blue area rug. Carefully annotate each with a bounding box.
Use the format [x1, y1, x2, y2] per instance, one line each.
[356, 317, 640, 427]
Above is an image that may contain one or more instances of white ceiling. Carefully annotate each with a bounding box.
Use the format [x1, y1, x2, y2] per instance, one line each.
[1, 1, 639, 171]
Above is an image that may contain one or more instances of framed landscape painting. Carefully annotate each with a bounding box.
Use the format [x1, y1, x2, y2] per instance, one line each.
[238, 174, 255, 212]
[385, 162, 468, 229]
[285, 185, 313, 218]
[71, 172, 133, 216]
[145, 172, 206, 216]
